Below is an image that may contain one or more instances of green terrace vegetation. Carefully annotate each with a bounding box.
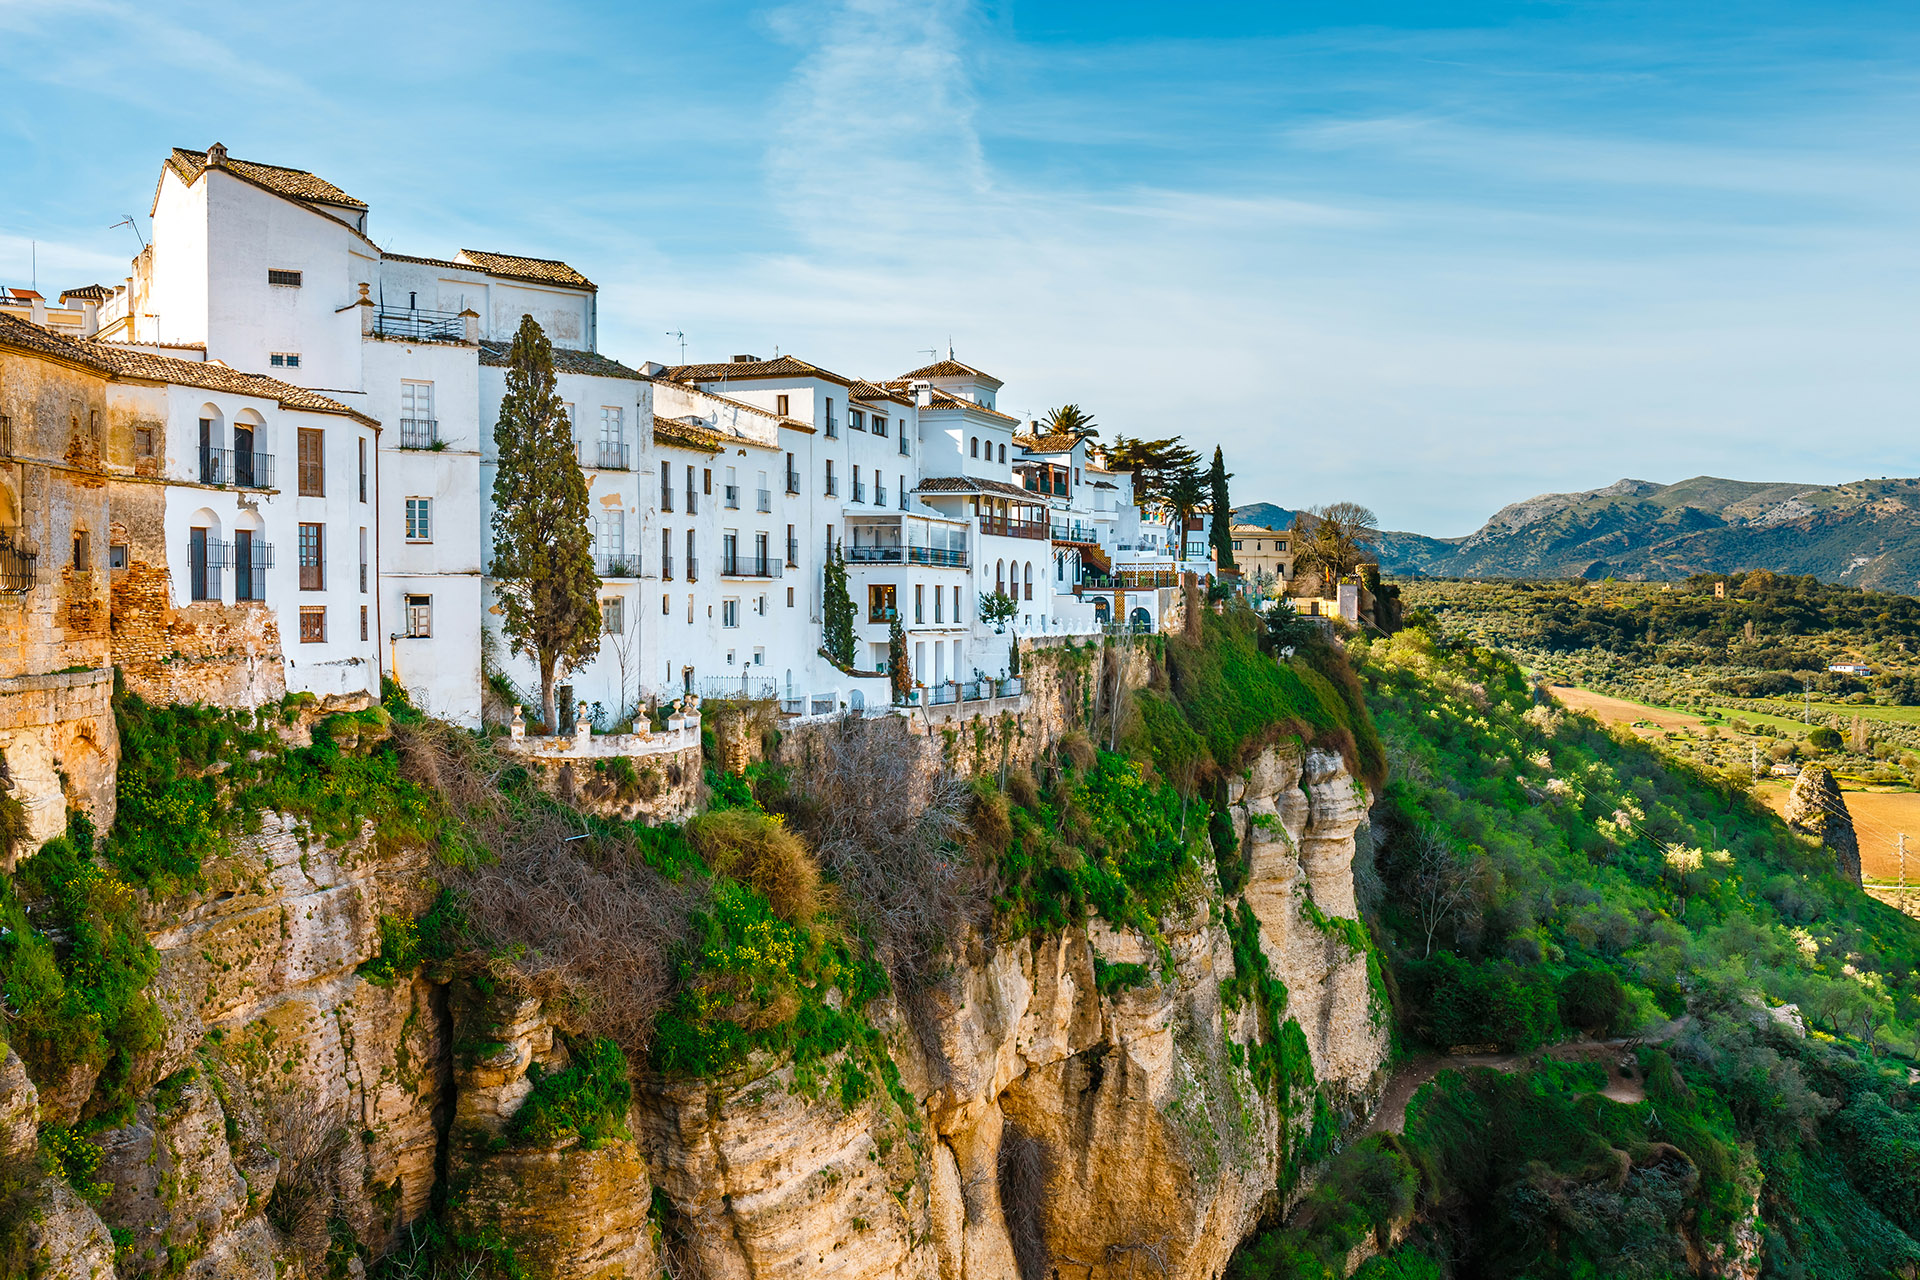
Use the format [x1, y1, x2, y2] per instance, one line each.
[1402, 574, 1920, 776]
[1230, 620, 1920, 1279]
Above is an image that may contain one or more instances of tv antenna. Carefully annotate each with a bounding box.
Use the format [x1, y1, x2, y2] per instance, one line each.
[919, 347, 940, 361]
[109, 215, 146, 251]
[665, 330, 687, 362]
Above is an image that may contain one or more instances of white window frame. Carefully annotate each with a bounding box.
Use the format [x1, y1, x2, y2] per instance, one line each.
[405, 496, 432, 542]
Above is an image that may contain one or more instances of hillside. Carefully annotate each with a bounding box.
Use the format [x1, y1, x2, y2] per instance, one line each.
[1369, 475, 1920, 591]
[1233, 501, 1297, 531]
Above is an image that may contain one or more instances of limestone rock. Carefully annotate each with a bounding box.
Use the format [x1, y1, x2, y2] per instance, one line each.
[0, 1049, 38, 1158]
[94, 1071, 253, 1277]
[26, 1173, 119, 1280]
[1783, 765, 1862, 883]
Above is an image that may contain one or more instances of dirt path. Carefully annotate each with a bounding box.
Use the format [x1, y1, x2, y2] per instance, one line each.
[1363, 1038, 1651, 1136]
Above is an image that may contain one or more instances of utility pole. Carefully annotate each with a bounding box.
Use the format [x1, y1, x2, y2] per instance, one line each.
[1804, 689, 1811, 724]
[1752, 742, 1760, 780]
[1900, 833, 1909, 914]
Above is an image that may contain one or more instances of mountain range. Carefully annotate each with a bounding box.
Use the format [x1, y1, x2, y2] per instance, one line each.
[1237, 476, 1920, 593]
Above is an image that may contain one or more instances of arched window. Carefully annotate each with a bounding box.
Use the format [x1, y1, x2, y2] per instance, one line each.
[197, 404, 226, 485]
[998, 443, 1006, 464]
[996, 560, 1005, 595]
[233, 409, 265, 488]
[970, 437, 979, 458]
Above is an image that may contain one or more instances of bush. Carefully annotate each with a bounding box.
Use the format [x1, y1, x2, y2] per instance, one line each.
[687, 809, 826, 926]
[1558, 968, 1627, 1036]
[508, 1035, 632, 1150]
[1808, 726, 1843, 752]
[1401, 954, 1560, 1051]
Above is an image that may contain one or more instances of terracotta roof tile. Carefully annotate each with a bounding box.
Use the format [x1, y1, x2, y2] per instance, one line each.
[59, 284, 114, 303]
[879, 380, 1020, 422]
[898, 358, 1003, 388]
[1014, 431, 1082, 454]
[167, 147, 366, 209]
[0, 313, 376, 426]
[666, 355, 908, 405]
[382, 251, 469, 271]
[457, 250, 594, 290]
[912, 475, 1034, 499]
[477, 340, 644, 380]
[652, 416, 727, 453]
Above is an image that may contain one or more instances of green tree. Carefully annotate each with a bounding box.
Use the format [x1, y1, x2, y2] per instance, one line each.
[823, 541, 857, 667]
[489, 314, 601, 730]
[1042, 403, 1099, 441]
[888, 617, 912, 702]
[1293, 501, 1378, 597]
[1207, 446, 1236, 574]
[1166, 463, 1207, 560]
[981, 589, 1018, 633]
[1107, 434, 1201, 520]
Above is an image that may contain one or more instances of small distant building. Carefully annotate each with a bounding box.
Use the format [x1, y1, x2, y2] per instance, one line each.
[1829, 663, 1873, 677]
[1713, 581, 1727, 599]
[1228, 522, 1294, 590]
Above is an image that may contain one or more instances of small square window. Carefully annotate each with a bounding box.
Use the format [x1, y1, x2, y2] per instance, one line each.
[405, 594, 432, 638]
[722, 599, 740, 628]
[300, 606, 327, 643]
[268, 269, 303, 287]
[602, 596, 626, 635]
[134, 426, 154, 457]
[271, 352, 301, 369]
[109, 544, 128, 572]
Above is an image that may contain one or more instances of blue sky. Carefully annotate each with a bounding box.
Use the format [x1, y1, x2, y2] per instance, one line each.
[3, 0, 1917, 535]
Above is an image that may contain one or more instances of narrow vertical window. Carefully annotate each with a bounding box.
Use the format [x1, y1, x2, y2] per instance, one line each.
[298, 428, 325, 496]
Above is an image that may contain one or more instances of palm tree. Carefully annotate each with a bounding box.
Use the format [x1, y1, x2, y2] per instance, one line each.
[1042, 404, 1098, 441]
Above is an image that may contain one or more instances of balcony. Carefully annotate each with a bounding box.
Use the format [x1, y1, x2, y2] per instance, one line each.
[686, 491, 698, 515]
[977, 514, 1049, 540]
[757, 488, 772, 513]
[598, 556, 637, 578]
[399, 418, 440, 450]
[1051, 520, 1099, 543]
[373, 306, 466, 341]
[908, 545, 969, 568]
[845, 545, 902, 564]
[660, 554, 674, 581]
[852, 481, 866, 503]
[685, 557, 699, 583]
[198, 446, 273, 488]
[875, 483, 888, 507]
[0, 530, 36, 594]
[785, 471, 801, 495]
[724, 484, 740, 509]
[925, 677, 1021, 705]
[594, 441, 631, 470]
[721, 556, 783, 579]
[702, 675, 780, 702]
[824, 478, 839, 497]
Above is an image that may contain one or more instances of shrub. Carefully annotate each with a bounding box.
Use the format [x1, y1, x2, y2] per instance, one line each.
[1808, 726, 1842, 752]
[509, 1035, 632, 1150]
[1400, 954, 1560, 1051]
[687, 809, 826, 926]
[1558, 968, 1627, 1036]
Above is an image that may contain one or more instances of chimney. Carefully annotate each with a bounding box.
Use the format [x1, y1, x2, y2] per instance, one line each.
[356, 281, 374, 336]
[206, 142, 228, 168]
[640, 360, 666, 377]
[730, 354, 759, 364]
[910, 379, 932, 408]
[459, 306, 480, 343]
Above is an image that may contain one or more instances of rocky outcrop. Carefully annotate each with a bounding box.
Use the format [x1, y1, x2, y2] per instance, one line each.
[7, 739, 1385, 1279]
[1784, 765, 1862, 884]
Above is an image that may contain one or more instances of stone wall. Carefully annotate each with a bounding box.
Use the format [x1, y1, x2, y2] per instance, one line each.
[0, 667, 116, 857]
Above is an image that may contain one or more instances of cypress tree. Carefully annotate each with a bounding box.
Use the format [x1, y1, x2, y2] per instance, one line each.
[1208, 446, 1236, 575]
[823, 540, 857, 668]
[489, 314, 601, 731]
[888, 617, 912, 702]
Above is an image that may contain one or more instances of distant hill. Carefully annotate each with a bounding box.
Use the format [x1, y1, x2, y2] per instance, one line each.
[1232, 502, 1296, 530]
[1368, 475, 1920, 592]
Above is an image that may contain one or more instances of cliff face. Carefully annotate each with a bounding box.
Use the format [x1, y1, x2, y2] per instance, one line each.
[12, 742, 1386, 1279]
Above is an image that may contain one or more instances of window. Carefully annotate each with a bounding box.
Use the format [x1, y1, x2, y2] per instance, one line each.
[270, 352, 301, 369]
[359, 527, 368, 592]
[872, 415, 887, 438]
[722, 599, 740, 628]
[406, 498, 432, 541]
[405, 594, 432, 638]
[785, 451, 799, 494]
[970, 437, 979, 458]
[298, 428, 325, 495]
[853, 465, 863, 502]
[703, 468, 712, 495]
[898, 430, 909, 457]
[603, 596, 625, 635]
[686, 529, 697, 582]
[662, 529, 674, 580]
[597, 513, 626, 567]
[754, 646, 765, 664]
[663, 594, 671, 615]
[825, 397, 838, 437]
[722, 531, 738, 575]
[268, 268, 303, 287]
[915, 583, 925, 624]
[188, 527, 215, 600]
[998, 443, 1006, 464]
[934, 584, 944, 624]
[754, 532, 771, 575]
[72, 530, 89, 570]
[299, 523, 324, 590]
[134, 426, 154, 457]
[899, 474, 907, 511]
[1232, 540, 1243, 551]
[360, 605, 368, 641]
[399, 381, 436, 449]
[724, 466, 739, 509]
[358, 437, 367, 502]
[787, 586, 794, 607]
[776, 394, 789, 416]
[300, 606, 326, 643]
[850, 408, 865, 432]
[661, 461, 673, 510]
[686, 465, 697, 514]
[599, 406, 625, 468]
[109, 544, 128, 572]
[868, 584, 896, 622]
[824, 459, 837, 496]
[786, 524, 798, 566]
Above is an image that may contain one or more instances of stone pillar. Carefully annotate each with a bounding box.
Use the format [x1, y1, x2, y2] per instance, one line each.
[509, 705, 525, 741]
[461, 307, 480, 343]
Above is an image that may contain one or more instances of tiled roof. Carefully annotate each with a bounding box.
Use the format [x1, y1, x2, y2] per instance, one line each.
[912, 475, 1034, 500]
[0, 313, 376, 425]
[382, 251, 469, 271]
[477, 340, 644, 380]
[59, 284, 114, 303]
[665, 355, 908, 404]
[1014, 431, 1082, 454]
[652, 416, 727, 453]
[879, 380, 1020, 422]
[1088, 479, 1119, 490]
[166, 146, 366, 209]
[898, 358, 1003, 388]
[457, 250, 594, 291]
[665, 384, 816, 434]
